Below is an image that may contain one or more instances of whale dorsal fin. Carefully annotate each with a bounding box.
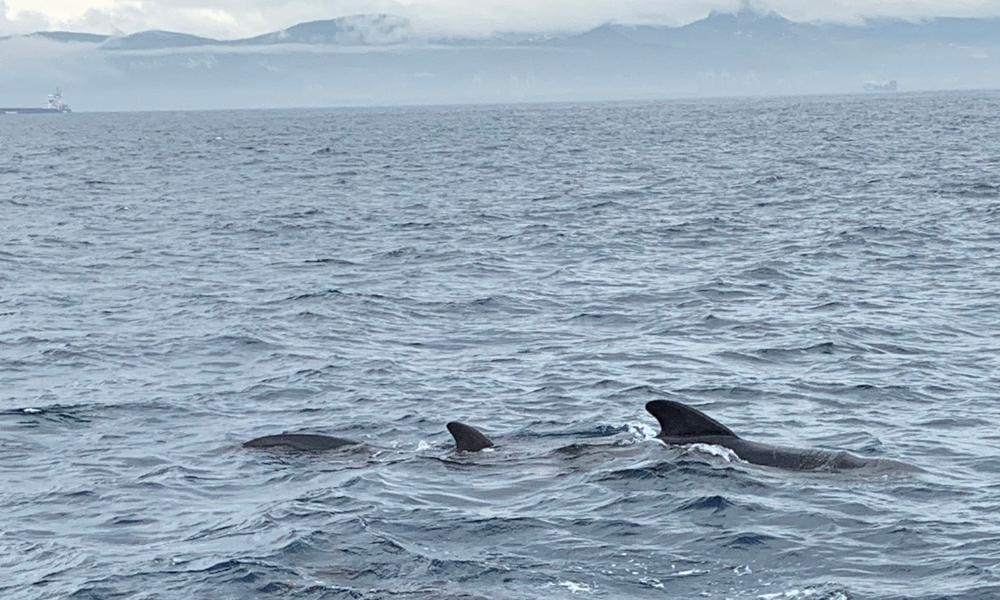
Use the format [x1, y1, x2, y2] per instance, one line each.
[645, 400, 738, 439]
[447, 422, 495, 452]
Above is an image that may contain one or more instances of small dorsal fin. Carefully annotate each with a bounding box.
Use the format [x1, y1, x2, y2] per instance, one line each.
[447, 422, 494, 452]
[645, 400, 739, 439]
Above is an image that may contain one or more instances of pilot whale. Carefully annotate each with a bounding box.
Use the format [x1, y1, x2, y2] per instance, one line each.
[244, 423, 496, 453]
[645, 400, 919, 472]
[446, 422, 494, 452]
[243, 434, 360, 452]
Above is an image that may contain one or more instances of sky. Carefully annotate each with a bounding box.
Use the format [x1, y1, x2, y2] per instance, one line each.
[4, 0, 1000, 39]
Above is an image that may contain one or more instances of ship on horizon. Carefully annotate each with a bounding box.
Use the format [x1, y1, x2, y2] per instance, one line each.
[863, 79, 898, 93]
[1, 88, 72, 114]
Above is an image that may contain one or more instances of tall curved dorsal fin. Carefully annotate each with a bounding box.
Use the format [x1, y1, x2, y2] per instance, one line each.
[645, 400, 739, 439]
[447, 421, 494, 452]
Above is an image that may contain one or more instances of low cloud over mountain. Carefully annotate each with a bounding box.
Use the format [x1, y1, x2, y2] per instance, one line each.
[2, 9, 999, 110]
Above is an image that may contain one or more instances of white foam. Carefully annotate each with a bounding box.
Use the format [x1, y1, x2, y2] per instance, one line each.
[557, 580, 593, 594]
[672, 569, 707, 577]
[757, 587, 850, 600]
[685, 443, 744, 463]
[617, 421, 658, 445]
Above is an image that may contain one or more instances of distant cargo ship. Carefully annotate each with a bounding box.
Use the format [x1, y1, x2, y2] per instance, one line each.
[863, 79, 898, 93]
[1, 88, 72, 114]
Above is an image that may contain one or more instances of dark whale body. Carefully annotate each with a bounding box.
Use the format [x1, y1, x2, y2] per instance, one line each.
[646, 400, 919, 473]
[243, 434, 359, 451]
[244, 423, 496, 453]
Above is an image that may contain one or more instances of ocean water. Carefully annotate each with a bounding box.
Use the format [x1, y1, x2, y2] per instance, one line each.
[2, 92, 1000, 600]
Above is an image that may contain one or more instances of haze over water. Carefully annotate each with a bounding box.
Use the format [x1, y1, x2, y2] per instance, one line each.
[2, 91, 1000, 600]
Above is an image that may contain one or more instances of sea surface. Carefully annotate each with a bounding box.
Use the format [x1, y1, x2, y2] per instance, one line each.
[2, 92, 1000, 600]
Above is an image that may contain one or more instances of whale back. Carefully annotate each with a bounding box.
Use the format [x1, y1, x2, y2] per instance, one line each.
[447, 422, 495, 452]
[645, 400, 739, 439]
[243, 434, 359, 451]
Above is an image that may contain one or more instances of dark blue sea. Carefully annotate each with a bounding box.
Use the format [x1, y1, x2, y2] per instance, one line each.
[2, 92, 1000, 600]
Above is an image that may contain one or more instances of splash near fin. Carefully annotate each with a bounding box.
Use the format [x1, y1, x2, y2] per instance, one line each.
[645, 400, 739, 439]
[447, 422, 495, 452]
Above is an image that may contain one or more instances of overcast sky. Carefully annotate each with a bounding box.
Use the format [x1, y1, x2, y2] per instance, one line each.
[4, 0, 1000, 38]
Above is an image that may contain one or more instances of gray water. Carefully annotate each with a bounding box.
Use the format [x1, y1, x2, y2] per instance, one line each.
[2, 92, 1000, 600]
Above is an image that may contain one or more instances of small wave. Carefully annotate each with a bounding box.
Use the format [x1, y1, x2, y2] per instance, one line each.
[378, 246, 418, 259]
[694, 286, 753, 300]
[639, 568, 711, 589]
[753, 174, 783, 184]
[585, 200, 622, 210]
[557, 580, 593, 593]
[602, 462, 679, 481]
[287, 288, 342, 300]
[937, 181, 1000, 198]
[1, 404, 93, 424]
[725, 532, 773, 548]
[716, 350, 769, 364]
[808, 301, 845, 311]
[755, 342, 838, 358]
[758, 584, 853, 600]
[564, 312, 635, 323]
[572, 379, 629, 392]
[566, 423, 634, 439]
[738, 266, 791, 281]
[396, 221, 435, 229]
[606, 384, 665, 399]
[209, 334, 280, 350]
[703, 314, 741, 327]
[302, 257, 358, 266]
[676, 494, 736, 513]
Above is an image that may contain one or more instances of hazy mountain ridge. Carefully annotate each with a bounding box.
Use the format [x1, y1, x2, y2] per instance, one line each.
[2, 8, 1000, 110]
[234, 14, 411, 46]
[100, 30, 218, 51]
[556, 11, 1000, 51]
[9, 10, 1000, 52]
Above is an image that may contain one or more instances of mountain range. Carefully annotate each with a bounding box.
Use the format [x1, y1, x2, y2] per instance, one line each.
[8, 11, 1000, 52]
[1, 10, 999, 110]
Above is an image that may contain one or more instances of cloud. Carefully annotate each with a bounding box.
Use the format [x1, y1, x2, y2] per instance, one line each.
[767, 0, 1000, 24]
[7, 0, 1000, 39]
[1, 0, 53, 34]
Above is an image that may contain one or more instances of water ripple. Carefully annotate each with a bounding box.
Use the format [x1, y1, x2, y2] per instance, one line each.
[2, 93, 1000, 599]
